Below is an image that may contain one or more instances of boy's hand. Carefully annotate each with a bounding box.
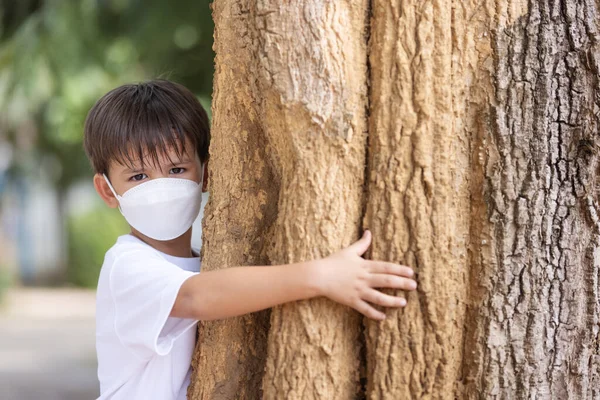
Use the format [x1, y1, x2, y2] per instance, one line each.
[311, 230, 417, 321]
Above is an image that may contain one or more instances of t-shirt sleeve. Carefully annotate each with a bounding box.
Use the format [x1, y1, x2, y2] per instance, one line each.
[109, 249, 199, 360]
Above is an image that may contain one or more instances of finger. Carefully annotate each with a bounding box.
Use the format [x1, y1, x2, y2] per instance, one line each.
[355, 299, 386, 320]
[368, 274, 417, 291]
[367, 261, 414, 277]
[346, 230, 372, 256]
[362, 289, 407, 308]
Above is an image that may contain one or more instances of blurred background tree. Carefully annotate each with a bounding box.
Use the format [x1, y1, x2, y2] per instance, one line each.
[0, 0, 214, 290]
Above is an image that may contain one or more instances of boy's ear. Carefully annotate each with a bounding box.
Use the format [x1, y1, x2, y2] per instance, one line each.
[202, 159, 209, 193]
[93, 174, 119, 208]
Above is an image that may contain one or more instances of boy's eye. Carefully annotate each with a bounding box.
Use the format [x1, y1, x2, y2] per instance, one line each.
[170, 167, 185, 174]
[129, 173, 147, 182]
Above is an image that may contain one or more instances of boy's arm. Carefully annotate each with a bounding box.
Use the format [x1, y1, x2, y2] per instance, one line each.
[171, 230, 417, 321]
[172, 262, 321, 320]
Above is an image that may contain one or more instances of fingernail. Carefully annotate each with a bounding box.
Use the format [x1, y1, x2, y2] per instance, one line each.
[399, 298, 407, 306]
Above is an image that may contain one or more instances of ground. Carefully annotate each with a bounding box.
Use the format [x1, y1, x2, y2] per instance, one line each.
[0, 287, 99, 400]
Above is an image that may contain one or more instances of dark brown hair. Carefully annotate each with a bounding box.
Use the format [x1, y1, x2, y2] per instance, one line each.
[83, 79, 210, 175]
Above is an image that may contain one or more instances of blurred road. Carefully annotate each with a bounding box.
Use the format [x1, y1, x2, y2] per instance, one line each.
[0, 287, 99, 400]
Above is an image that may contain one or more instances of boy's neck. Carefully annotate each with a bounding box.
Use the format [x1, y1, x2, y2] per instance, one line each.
[130, 228, 195, 258]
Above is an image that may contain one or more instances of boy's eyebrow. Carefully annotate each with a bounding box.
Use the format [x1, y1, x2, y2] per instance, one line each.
[121, 166, 145, 174]
[118, 158, 192, 174]
[169, 157, 192, 165]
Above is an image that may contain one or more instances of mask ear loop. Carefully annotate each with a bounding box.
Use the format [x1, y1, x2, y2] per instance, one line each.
[103, 173, 120, 198]
[199, 162, 205, 189]
[103, 174, 125, 215]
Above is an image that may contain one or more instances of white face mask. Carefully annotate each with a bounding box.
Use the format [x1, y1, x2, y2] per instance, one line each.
[103, 163, 204, 241]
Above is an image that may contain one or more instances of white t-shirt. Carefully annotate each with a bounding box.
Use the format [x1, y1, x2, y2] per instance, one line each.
[95, 234, 201, 400]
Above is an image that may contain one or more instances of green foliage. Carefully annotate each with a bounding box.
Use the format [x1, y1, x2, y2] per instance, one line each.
[0, 266, 12, 303]
[0, 0, 214, 287]
[1, 0, 214, 189]
[67, 206, 130, 288]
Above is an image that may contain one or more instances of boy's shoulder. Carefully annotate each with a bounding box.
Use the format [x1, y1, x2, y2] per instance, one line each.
[99, 234, 181, 290]
[103, 234, 163, 267]
[100, 234, 199, 283]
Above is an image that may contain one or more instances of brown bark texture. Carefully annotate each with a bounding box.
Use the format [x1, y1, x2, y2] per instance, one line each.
[187, 1, 277, 398]
[190, 0, 600, 399]
[363, 0, 472, 398]
[190, 0, 369, 399]
[256, 1, 369, 399]
[461, 0, 600, 399]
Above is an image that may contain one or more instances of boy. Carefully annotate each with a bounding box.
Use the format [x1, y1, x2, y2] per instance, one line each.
[84, 79, 417, 400]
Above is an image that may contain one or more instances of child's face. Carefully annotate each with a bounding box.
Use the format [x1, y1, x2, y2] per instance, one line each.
[94, 136, 208, 209]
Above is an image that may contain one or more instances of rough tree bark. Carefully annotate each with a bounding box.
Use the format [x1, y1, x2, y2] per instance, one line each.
[189, 1, 369, 399]
[462, 0, 600, 398]
[186, 1, 276, 398]
[362, 0, 472, 397]
[189, 0, 600, 399]
[256, 2, 370, 399]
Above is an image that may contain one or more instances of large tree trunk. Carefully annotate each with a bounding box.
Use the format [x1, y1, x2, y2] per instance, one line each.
[186, 1, 276, 398]
[362, 0, 473, 397]
[190, 0, 600, 398]
[256, 2, 370, 399]
[189, 1, 369, 398]
[462, 0, 600, 398]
